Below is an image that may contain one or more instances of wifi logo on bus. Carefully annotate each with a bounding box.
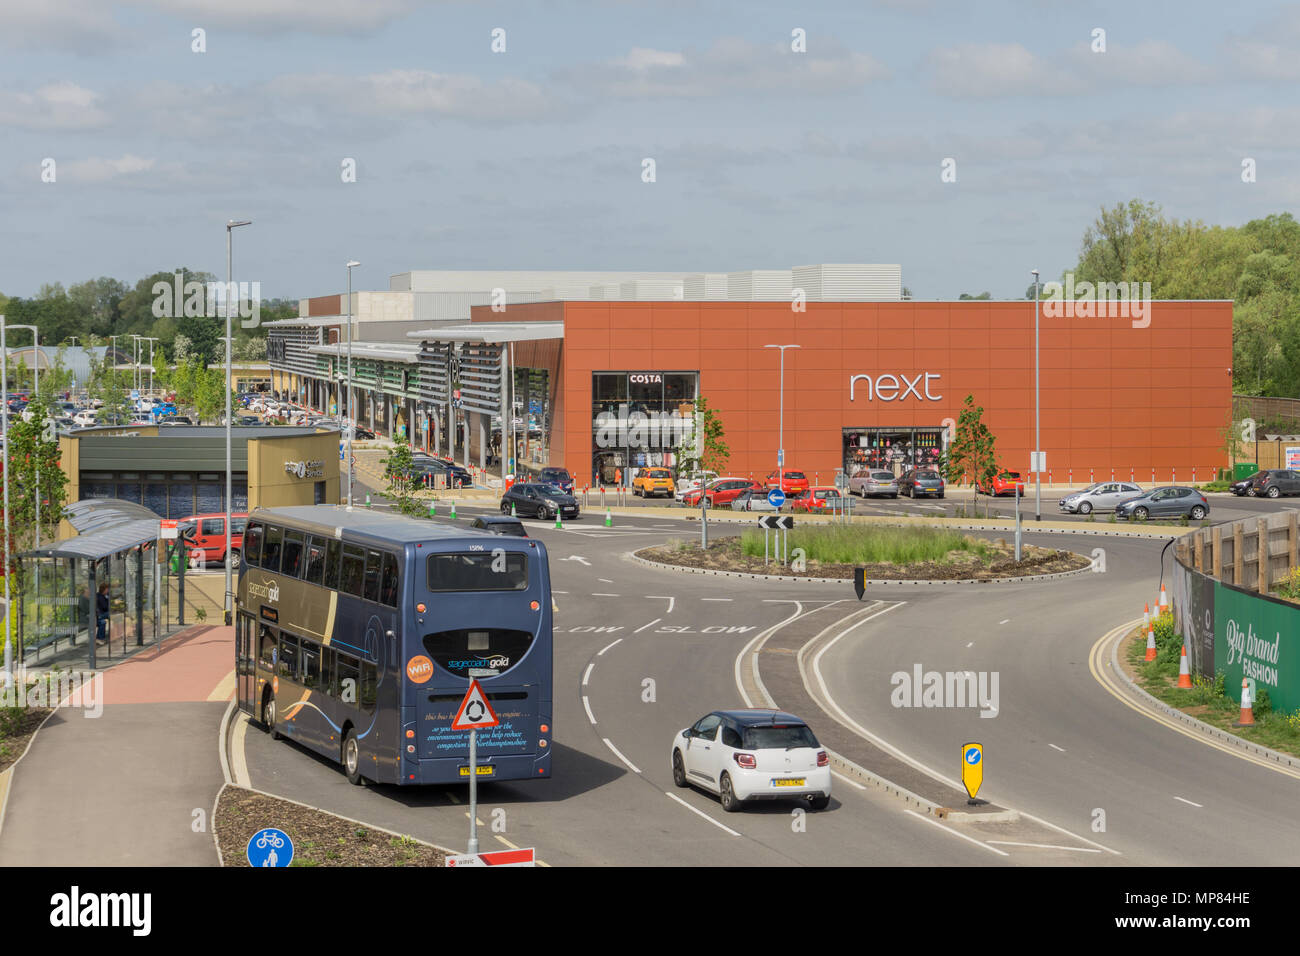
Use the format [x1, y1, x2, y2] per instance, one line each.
[406, 655, 434, 684]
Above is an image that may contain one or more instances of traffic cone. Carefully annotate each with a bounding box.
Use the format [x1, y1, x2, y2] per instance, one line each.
[365, 493, 371, 509]
[1143, 602, 1151, 632]
[604, 508, 612, 527]
[1177, 644, 1193, 688]
[511, 501, 517, 517]
[1159, 585, 1170, 613]
[450, 500, 456, 520]
[555, 510, 563, 530]
[1235, 679, 1255, 727]
[1144, 624, 1157, 661]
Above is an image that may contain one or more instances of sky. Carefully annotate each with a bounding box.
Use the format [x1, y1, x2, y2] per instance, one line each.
[2, 0, 1298, 301]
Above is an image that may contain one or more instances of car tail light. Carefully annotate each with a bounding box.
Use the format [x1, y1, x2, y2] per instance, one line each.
[817, 751, 829, 767]
[734, 753, 756, 769]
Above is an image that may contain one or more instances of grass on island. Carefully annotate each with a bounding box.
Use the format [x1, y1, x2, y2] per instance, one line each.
[740, 523, 990, 566]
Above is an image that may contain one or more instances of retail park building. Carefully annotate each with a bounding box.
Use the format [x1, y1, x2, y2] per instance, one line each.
[266, 267, 1234, 487]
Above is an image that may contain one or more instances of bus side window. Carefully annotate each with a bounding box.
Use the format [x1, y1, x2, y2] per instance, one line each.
[278, 634, 299, 681]
[363, 549, 382, 603]
[304, 536, 326, 586]
[360, 660, 377, 713]
[262, 525, 283, 573]
[258, 624, 277, 669]
[282, 531, 306, 579]
[337, 653, 360, 705]
[380, 552, 399, 607]
[340, 545, 365, 597]
[302, 640, 321, 690]
[243, 523, 263, 568]
[321, 646, 335, 697]
[324, 539, 341, 591]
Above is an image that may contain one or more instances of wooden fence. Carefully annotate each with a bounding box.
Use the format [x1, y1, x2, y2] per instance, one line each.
[1177, 512, 1300, 594]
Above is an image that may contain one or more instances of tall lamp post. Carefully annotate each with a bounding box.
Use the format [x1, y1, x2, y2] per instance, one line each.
[345, 261, 360, 508]
[763, 344, 800, 489]
[1031, 269, 1041, 522]
[142, 337, 159, 395]
[7, 326, 40, 547]
[225, 219, 252, 627]
[0, 315, 8, 688]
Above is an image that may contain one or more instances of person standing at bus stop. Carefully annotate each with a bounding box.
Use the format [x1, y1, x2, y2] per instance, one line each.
[95, 583, 110, 644]
[615, 466, 622, 488]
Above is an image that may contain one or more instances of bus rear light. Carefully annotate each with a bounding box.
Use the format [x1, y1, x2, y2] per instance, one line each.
[539, 739, 547, 748]
[409, 774, 416, 780]
[734, 753, 756, 769]
[406, 745, 415, 754]
[416, 603, 426, 613]
[530, 601, 539, 610]
[540, 724, 549, 733]
[406, 729, 415, 738]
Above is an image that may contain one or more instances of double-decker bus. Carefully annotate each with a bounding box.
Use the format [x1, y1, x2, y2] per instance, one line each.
[234, 505, 553, 785]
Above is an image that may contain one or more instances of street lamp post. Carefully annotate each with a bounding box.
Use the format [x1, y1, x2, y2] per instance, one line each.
[345, 261, 360, 508]
[225, 219, 252, 627]
[7, 326, 40, 548]
[142, 337, 159, 395]
[0, 315, 9, 688]
[763, 344, 800, 490]
[1032, 269, 1041, 522]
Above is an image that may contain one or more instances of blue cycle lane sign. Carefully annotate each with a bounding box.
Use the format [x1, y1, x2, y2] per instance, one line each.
[247, 828, 294, 867]
[961, 743, 983, 802]
[767, 488, 786, 508]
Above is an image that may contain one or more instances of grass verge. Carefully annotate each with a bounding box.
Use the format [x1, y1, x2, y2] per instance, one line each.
[739, 523, 988, 564]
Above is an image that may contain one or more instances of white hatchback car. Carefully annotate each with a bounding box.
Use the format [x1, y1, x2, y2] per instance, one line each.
[671, 710, 831, 812]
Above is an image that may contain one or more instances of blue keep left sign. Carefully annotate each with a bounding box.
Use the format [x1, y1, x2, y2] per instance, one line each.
[767, 489, 786, 508]
[247, 828, 294, 867]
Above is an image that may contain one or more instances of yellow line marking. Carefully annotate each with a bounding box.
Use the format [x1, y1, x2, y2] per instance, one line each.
[495, 835, 518, 849]
[1089, 621, 1300, 782]
[207, 668, 236, 702]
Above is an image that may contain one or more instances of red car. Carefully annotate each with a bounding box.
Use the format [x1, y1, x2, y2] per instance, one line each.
[977, 471, 1026, 497]
[180, 512, 248, 567]
[681, 477, 764, 508]
[765, 468, 810, 495]
[789, 486, 845, 513]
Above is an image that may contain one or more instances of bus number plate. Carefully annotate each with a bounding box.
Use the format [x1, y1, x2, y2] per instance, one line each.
[459, 765, 496, 777]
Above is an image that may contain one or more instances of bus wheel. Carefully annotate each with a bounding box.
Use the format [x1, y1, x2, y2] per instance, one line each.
[262, 693, 280, 740]
[342, 729, 363, 786]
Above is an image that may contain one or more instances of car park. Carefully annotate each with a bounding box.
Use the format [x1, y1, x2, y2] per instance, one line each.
[976, 471, 1026, 496]
[632, 467, 675, 498]
[179, 512, 248, 566]
[729, 487, 780, 512]
[1248, 469, 1300, 498]
[410, 455, 472, 488]
[670, 709, 831, 812]
[1058, 481, 1143, 514]
[681, 477, 764, 508]
[500, 482, 580, 521]
[468, 515, 528, 537]
[1114, 486, 1209, 521]
[897, 468, 945, 498]
[848, 470, 899, 498]
[765, 468, 810, 495]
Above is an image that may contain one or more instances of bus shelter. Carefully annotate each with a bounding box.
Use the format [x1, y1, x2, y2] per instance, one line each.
[16, 499, 194, 669]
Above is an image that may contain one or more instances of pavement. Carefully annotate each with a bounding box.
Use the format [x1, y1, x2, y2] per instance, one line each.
[0, 624, 233, 866]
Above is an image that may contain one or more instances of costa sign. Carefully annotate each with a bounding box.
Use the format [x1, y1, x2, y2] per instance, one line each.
[628, 373, 663, 385]
[849, 372, 942, 402]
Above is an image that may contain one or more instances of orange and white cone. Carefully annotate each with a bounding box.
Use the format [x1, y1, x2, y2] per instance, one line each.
[1143, 602, 1151, 632]
[1235, 679, 1255, 727]
[1159, 585, 1170, 614]
[1177, 644, 1193, 688]
[1144, 624, 1158, 661]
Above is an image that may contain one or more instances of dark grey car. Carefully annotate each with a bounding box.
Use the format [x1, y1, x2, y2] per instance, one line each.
[1114, 486, 1210, 521]
[1249, 469, 1300, 499]
[898, 469, 945, 498]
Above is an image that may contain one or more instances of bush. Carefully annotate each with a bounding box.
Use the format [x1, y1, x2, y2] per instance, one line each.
[1275, 566, 1300, 600]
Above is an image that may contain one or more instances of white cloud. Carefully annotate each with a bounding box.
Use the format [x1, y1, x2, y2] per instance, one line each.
[0, 82, 110, 130]
[0, 1, 126, 53]
[266, 69, 557, 122]
[58, 155, 157, 183]
[128, 0, 423, 33]
[1223, 8, 1300, 81]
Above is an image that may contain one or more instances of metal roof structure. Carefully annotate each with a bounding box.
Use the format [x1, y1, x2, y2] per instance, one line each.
[404, 322, 565, 344]
[254, 504, 499, 545]
[23, 498, 163, 560]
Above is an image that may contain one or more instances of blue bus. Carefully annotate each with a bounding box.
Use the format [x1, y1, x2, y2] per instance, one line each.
[234, 505, 553, 785]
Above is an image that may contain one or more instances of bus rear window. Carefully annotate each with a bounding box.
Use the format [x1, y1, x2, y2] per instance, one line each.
[427, 552, 528, 592]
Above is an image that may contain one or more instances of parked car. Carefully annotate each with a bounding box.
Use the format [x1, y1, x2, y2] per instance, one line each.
[500, 482, 580, 521]
[469, 515, 528, 537]
[670, 709, 831, 812]
[180, 512, 248, 567]
[897, 469, 945, 498]
[730, 488, 780, 512]
[976, 471, 1026, 497]
[536, 467, 575, 495]
[1231, 471, 1265, 496]
[764, 468, 810, 495]
[674, 471, 719, 500]
[848, 470, 899, 498]
[1247, 469, 1300, 499]
[790, 486, 845, 513]
[410, 455, 472, 488]
[159, 416, 193, 426]
[1058, 481, 1144, 514]
[681, 477, 764, 508]
[1114, 487, 1209, 521]
[632, 467, 675, 498]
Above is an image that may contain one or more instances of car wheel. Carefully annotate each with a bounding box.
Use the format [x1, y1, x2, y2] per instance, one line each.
[1190, 505, 1207, 520]
[719, 772, 742, 812]
[541, 506, 553, 521]
[1079, 501, 1093, 515]
[262, 693, 280, 740]
[671, 750, 687, 788]
[1134, 506, 1149, 521]
[704, 496, 714, 509]
[342, 729, 363, 786]
[1248, 487, 1258, 497]
[500, 502, 511, 514]
[809, 794, 831, 811]
[937, 493, 945, 499]
[1268, 486, 1281, 498]
[228, 550, 241, 569]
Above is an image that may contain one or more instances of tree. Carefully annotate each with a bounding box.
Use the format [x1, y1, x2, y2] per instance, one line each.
[381, 436, 422, 516]
[194, 364, 227, 424]
[87, 352, 132, 424]
[4, 398, 69, 558]
[958, 291, 992, 300]
[676, 395, 729, 476]
[940, 395, 1000, 516]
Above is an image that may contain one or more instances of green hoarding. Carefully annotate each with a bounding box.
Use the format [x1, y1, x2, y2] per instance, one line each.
[1214, 582, 1300, 712]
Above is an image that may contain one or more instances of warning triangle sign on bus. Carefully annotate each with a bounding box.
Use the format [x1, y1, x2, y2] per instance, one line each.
[452, 678, 500, 730]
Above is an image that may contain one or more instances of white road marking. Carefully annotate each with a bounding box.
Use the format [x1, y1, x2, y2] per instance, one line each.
[665, 792, 740, 836]
[553, 590, 569, 595]
[999, 619, 1010, 625]
[598, 578, 614, 584]
[1174, 796, 1203, 808]
[582, 662, 594, 686]
[1049, 744, 1066, 752]
[602, 737, 641, 773]
[597, 638, 623, 655]
[966, 642, 973, 648]
[562, 556, 591, 566]
[591, 593, 620, 597]
[633, 618, 662, 634]
[903, 809, 1009, 857]
[831, 771, 867, 791]
[701, 597, 733, 602]
[647, 595, 676, 614]
[582, 696, 596, 724]
[986, 840, 1101, 853]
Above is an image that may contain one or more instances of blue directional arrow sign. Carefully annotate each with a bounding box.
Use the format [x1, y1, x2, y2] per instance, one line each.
[767, 488, 786, 508]
[961, 743, 983, 800]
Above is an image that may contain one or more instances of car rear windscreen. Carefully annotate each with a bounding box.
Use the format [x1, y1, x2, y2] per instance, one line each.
[743, 724, 820, 750]
[785, 472, 807, 480]
[427, 552, 528, 591]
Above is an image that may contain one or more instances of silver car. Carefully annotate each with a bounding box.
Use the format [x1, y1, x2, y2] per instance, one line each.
[1058, 481, 1143, 515]
[730, 488, 780, 512]
[848, 470, 900, 498]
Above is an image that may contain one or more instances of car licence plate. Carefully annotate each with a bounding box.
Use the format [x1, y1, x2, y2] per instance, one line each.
[772, 777, 806, 787]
